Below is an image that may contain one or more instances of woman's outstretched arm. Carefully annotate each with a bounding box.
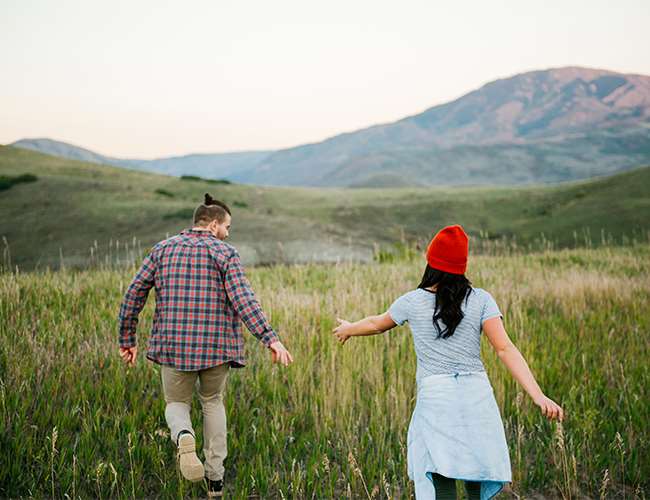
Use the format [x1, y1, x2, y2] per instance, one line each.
[483, 317, 564, 421]
[333, 313, 397, 344]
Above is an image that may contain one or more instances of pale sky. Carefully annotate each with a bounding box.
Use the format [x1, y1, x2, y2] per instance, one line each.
[1, 0, 649, 158]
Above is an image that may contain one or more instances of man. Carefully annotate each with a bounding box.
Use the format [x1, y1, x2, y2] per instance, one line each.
[118, 193, 293, 497]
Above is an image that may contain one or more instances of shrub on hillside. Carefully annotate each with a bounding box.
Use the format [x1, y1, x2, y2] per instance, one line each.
[180, 175, 231, 184]
[154, 188, 175, 197]
[163, 208, 194, 220]
[0, 173, 37, 192]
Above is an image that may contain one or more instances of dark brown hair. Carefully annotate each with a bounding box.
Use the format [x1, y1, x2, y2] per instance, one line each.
[418, 265, 472, 338]
[193, 193, 231, 225]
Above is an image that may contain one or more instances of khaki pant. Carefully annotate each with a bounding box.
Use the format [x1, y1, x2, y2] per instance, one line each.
[161, 363, 229, 481]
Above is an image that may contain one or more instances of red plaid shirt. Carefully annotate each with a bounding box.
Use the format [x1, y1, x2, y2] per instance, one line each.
[118, 229, 279, 371]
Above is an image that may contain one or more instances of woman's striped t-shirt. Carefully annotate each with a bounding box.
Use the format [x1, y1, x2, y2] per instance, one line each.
[388, 287, 502, 380]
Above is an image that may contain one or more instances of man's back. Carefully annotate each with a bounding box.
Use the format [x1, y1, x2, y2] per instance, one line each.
[118, 228, 278, 371]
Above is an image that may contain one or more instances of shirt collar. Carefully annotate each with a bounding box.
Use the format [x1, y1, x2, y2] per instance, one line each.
[182, 228, 215, 237]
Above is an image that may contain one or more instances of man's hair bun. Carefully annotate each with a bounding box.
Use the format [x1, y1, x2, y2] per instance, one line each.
[194, 193, 232, 226]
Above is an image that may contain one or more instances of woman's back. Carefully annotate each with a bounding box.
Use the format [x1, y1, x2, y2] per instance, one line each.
[389, 287, 502, 381]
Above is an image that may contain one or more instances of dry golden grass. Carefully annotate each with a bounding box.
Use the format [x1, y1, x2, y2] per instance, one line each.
[1, 244, 648, 498]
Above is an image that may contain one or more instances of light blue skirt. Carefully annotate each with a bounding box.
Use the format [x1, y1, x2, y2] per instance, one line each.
[407, 371, 512, 500]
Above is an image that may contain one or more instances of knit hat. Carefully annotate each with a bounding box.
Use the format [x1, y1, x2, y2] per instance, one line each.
[426, 225, 469, 275]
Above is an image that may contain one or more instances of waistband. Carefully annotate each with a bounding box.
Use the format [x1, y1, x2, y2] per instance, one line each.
[417, 370, 489, 390]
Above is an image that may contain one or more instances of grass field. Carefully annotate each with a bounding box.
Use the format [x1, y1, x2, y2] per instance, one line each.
[1, 244, 648, 498]
[1, 144, 650, 270]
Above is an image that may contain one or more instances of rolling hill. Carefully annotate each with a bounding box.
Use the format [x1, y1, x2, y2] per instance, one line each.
[1, 145, 649, 270]
[12, 67, 650, 187]
[11, 138, 271, 180]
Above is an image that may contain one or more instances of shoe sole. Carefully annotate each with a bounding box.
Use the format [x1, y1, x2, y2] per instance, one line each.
[177, 434, 204, 482]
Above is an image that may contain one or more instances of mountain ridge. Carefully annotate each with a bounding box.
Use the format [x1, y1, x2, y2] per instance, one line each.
[248, 66, 650, 185]
[10, 66, 650, 186]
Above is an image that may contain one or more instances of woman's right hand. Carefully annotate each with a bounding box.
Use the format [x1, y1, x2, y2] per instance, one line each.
[333, 318, 353, 344]
[533, 394, 564, 421]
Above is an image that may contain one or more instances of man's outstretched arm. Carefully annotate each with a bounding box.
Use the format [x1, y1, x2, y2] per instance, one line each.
[223, 249, 293, 365]
[118, 252, 157, 361]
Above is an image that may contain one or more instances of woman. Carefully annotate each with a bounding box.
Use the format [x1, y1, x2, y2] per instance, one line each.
[333, 225, 563, 500]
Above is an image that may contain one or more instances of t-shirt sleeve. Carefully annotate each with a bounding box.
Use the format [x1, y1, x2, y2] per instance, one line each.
[388, 293, 411, 326]
[480, 290, 503, 324]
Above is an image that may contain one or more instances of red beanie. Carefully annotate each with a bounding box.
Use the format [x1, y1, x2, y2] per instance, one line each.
[426, 225, 469, 275]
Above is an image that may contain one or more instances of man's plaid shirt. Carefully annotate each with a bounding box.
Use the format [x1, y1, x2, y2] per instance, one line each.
[118, 229, 279, 371]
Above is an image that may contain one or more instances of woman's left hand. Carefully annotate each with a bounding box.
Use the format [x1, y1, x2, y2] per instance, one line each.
[533, 394, 564, 422]
[333, 318, 352, 344]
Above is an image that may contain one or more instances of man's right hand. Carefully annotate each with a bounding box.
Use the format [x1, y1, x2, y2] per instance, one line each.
[119, 346, 137, 367]
[269, 341, 294, 366]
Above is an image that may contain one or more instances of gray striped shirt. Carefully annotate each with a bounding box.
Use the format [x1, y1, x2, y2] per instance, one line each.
[388, 288, 502, 380]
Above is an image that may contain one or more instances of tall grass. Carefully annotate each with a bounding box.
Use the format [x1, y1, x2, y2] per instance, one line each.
[1, 244, 648, 498]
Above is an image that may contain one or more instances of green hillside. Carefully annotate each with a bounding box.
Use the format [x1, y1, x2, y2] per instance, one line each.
[1, 145, 649, 270]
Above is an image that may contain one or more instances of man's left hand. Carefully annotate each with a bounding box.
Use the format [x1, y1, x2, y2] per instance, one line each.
[269, 341, 294, 366]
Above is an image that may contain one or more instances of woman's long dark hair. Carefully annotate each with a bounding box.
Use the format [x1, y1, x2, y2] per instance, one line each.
[418, 265, 472, 338]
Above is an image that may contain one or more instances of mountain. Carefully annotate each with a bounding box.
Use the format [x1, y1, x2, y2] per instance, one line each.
[1, 145, 649, 270]
[247, 67, 650, 186]
[10, 67, 650, 187]
[11, 138, 271, 180]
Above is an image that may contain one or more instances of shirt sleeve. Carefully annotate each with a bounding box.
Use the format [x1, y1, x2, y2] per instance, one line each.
[223, 248, 279, 347]
[388, 293, 411, 326]
[118, 251, 157, 348]
[480, 290, 503, 324]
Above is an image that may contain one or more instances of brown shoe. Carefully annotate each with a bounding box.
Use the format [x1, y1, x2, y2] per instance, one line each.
[177, 433, 204, 482]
